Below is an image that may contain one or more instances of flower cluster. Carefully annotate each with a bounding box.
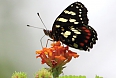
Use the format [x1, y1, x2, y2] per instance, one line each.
[36, 41, 79, 68]
[36, 41, 79, 78]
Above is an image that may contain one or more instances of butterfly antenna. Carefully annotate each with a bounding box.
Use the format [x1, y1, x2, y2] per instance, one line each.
[27, 13, 48, 49]
[27, 25, 44, 29]
[37, 13, 47, 30]
[27, 24, 45, 48]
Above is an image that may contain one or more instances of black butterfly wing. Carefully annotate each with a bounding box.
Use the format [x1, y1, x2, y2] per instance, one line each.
[51, 2, 98, 51]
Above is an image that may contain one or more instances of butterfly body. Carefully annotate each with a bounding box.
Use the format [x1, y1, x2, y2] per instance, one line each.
[43, 1, 98, 51]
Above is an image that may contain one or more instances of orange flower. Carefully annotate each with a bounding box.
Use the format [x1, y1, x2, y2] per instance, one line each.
[36, 41, 79, 68]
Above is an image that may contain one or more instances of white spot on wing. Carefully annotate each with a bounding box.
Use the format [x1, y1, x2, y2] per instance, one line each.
[64, 10, 76, 15]
[73, 35, 77, 38]
[64, 10, 69, 14]
[75, 2, 78, 4]
[75, 31, 81, 34]
[80, 5, 83, 8]
[76, 6, 79, 8]
[61, 28, 65, 31]
[79, 9, 82, 11]
[71, 5, 73, 7]
[80, 18, 82, 20]
[78, 3, 81, 5]
[71, 28, 75, 30]
[57, 18, 68, 22]
[61, 31, 71, 38]
[71, 28, 81, 34]
[61, 32, 68, 38]
[74, 31, 81, 34]
[79, 15, 81, 17]
[74, 22, 79, 24]
[64, 31, 71, 35]
[55, 25, 60, 28]
[70, 11, 76, 15]
[61, 32, 63, 35]
[69, 19, 76, 22]
[72, 38, 75, 41]
[79, 12, 82, 14]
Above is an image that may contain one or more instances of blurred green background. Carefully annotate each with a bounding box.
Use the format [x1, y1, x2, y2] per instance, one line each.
[1, 0, 116, 78]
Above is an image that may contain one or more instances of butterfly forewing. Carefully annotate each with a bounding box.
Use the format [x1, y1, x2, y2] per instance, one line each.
[53, 2, 88, 25]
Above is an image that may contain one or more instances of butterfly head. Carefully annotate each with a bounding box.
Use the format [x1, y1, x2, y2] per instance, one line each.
[43, 29, 53, 39]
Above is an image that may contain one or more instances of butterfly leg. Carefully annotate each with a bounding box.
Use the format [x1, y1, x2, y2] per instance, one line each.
[40, 35, 46, 48]
[46, 39, 54, 47]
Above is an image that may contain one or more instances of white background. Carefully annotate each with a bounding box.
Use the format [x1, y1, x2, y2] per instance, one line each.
[0, 0, 116, 78]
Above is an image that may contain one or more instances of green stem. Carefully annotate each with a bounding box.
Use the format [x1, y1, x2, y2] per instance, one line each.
[52, 67, 60, 78]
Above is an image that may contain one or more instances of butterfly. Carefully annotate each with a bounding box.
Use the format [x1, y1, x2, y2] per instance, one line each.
[43, 1, 98, 51]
